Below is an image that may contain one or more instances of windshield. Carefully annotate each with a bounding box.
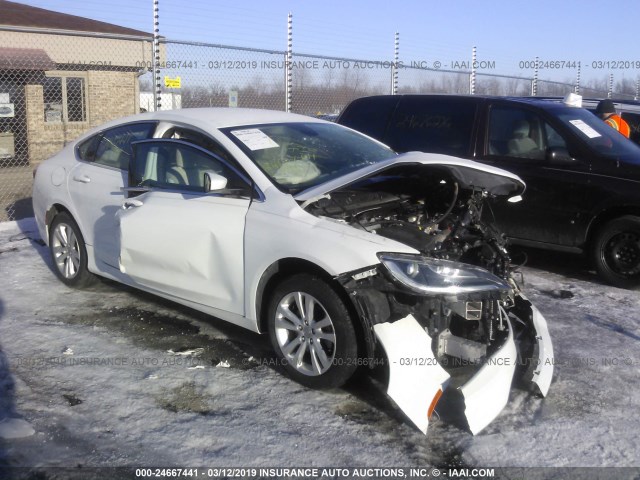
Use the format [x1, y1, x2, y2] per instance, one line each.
[556, 107, 640, 160]
[221, 122, 396, 193]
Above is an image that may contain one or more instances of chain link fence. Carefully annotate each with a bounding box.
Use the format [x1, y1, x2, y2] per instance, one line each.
[0, 27, 153, 221]
[2, 25, 639, 221]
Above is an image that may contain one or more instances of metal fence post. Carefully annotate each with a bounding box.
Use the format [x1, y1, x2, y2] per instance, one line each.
[608, 74, 613, 99]
[575, 63, 581, 94]
[531, 56, 538, 96]
[152, 0, 161, 111]
[391, 32, 399, 95]
[285, 12, 292, 112]
[469, 46, 476, 95]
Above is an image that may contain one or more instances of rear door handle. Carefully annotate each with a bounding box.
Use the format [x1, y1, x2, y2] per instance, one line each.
[73, 175, 91, 184]
[122, 199, 144, 209]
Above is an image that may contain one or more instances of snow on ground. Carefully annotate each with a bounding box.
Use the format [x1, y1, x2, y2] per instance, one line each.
[0, 218, 639, 474]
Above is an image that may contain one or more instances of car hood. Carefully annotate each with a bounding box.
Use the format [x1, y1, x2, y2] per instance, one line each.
[294, 152, 526, 202]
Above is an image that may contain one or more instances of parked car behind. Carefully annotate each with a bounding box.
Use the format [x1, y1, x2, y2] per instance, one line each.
[338, 95, 640, 288]
[32, 108, 553, 435]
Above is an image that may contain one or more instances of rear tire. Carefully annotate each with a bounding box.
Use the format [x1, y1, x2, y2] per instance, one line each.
[267, 273, 359, 389]
[49, 212, 95, 288]
[592, 215, 640, 289]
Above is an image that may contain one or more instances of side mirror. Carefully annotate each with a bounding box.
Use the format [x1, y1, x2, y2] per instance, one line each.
[203, 171, 228, 192]
[546, 147, 574, 164]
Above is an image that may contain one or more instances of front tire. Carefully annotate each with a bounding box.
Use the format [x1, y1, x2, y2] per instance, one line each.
[592, 215, 640, 289]
[49, 212, 95, 288]
[267, 274, 359, 389]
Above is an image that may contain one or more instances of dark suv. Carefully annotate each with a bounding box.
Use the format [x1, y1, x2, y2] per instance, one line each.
[338, 95, 640, 288]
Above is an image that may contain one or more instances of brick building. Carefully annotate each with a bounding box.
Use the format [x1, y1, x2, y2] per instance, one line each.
[0, 0, 157, 166]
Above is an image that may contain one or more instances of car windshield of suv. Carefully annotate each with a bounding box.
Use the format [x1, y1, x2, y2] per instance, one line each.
[222, 122, 396, 193]
[556, 108, 640, 161]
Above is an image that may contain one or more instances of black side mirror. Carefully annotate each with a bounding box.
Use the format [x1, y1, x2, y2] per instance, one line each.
[546, 147, 574, 164]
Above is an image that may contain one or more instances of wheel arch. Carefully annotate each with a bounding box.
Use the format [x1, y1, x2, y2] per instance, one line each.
[585, 205, 640, 250]
[45, 203, 74, 242]
[255, 257, 366, 355]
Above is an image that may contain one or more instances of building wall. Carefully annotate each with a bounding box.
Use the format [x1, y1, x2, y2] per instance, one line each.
[0, 30, 158, 67]
[25, 69, 139, 165]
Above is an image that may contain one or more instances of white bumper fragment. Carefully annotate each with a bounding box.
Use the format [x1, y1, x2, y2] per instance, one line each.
[528, 301, 554, 397]
[373, 315, 450, 435]
[459, 318, 516, 435]
[373, 300, 554, 436]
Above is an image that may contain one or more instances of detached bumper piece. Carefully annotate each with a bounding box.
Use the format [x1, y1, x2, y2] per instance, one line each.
[373, 316, 450, 434]
[373, 305, 554, 436]
[459, 317, 516, 435]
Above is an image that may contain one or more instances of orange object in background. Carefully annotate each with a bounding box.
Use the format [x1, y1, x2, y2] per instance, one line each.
[605, 114, 631, 138]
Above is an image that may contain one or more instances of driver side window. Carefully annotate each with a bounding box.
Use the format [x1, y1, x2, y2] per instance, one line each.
[488, 106, 567, 160]
[131, 140, 252, 197]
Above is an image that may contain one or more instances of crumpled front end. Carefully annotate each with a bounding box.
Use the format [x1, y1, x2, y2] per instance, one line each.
[338, 260, 554, 436]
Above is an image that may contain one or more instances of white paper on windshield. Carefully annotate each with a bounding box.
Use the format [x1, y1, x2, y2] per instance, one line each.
[569, 120, 602, 139]
[231, 128, 279, 150]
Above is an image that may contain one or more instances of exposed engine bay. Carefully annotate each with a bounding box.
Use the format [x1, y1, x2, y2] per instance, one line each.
[306, 164, 512, 281]
[303, 164, 551, 430]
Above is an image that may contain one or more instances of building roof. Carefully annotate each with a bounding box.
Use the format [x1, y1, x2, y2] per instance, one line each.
[0, 0, 150, 37]
[0, 47, 55, 70]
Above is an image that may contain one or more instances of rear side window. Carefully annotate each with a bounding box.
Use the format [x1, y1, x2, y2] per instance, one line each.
[338, 96, 398, 142]
[76, 135, 100, 162]
[385, 97, 477, 156]
[93, 123, 156, 170]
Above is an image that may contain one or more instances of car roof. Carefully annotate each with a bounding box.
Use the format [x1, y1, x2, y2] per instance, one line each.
[533, 96, 640, 112]
[347, 94, 591, 114]
[133, 107, 321, 128]
[73, 108, 326, 144]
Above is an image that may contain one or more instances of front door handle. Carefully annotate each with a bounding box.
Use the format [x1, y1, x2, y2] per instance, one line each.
[73, 175, 91, 184]
[122, 199, 144, 209]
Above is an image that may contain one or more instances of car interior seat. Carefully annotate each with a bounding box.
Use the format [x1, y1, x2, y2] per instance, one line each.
[508, 120, 539, 156]
[164, 149, 189, 185]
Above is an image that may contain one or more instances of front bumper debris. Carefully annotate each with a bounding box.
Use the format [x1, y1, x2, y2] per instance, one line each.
[459, 317, 516, 434]
[373, 315, 450, 434]
[373, 305, 554, 436]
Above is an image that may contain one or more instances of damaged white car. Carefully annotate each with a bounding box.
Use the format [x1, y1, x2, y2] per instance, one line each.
[32, 108, 553, 435]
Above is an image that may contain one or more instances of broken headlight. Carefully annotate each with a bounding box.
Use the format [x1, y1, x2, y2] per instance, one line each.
[377, 253, 511, 294]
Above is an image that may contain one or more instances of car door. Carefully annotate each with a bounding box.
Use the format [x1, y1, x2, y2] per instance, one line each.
[117, 139, 253, 315]
[479, 103, 591, 247]
[68, 122, 156, 270]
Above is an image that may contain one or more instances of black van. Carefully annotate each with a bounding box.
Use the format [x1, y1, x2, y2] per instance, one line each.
[338, 95, 640, 288]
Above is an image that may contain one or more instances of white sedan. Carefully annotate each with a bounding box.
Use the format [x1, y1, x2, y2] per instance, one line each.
[32, 108, 554, 435]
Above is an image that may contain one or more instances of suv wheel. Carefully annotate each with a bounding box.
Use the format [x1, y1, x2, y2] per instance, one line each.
[593, 215, 640, 288]
[267, 274, 358, 389]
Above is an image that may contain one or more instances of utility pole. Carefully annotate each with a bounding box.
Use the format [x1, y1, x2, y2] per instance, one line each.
[391, 32, 399, 95]
[285, 12, 292, 112]
[152, 0, 162, 111]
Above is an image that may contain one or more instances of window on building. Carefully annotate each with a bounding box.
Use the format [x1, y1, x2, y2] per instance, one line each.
[43, 74, 87, 123]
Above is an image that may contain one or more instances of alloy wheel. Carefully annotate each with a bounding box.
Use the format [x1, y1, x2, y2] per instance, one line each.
[51, 223, 81, 279]
[274, 291, 337, 376]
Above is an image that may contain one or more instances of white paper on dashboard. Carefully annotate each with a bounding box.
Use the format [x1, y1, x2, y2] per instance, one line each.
[231, 128, 279, 150]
